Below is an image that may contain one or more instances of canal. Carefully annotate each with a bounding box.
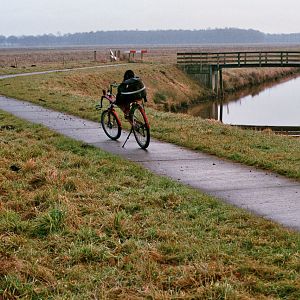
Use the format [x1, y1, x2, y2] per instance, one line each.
[187, 75, 300, 127]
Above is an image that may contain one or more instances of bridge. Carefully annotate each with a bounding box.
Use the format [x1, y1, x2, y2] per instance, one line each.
[177, 51, 300, 94]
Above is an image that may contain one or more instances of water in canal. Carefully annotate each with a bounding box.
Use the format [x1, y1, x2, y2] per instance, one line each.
[187, 75, 300, 126]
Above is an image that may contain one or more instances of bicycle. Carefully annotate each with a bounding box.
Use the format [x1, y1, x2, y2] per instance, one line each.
[96, 83, 150, 149]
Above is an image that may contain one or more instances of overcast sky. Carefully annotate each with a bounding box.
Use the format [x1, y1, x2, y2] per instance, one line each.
[1, 0, 300, 36]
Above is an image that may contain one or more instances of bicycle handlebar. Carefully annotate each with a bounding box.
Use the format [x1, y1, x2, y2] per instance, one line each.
[97, 93, 116, 110]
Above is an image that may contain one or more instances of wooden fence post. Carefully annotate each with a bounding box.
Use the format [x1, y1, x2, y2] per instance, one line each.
[259, 52, 262, 67]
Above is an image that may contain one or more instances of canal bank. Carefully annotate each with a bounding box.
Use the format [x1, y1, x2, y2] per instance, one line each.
[166, 67, 300, 113]
[180, 81, 300, 136]
[185, 73, 300, 129]
[0, 65, 299, 179]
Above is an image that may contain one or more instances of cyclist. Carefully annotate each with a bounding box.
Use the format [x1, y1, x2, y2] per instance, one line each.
[115, 70, 147, 117]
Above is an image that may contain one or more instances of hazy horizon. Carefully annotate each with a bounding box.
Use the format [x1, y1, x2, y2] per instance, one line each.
[2, 28, 300, 39]
[1, 0, 300, 37]
[0, 27, 300, 38]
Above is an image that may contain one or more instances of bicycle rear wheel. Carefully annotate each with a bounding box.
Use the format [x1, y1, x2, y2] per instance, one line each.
[101, 109, 121, 140]
[131, 105, 150, 149]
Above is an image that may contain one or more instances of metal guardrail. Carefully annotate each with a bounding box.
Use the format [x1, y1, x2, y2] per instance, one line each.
[177, 51, 300, 68]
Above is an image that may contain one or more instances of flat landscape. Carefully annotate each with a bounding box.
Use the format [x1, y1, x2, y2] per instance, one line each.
[0, 46, 300, 299]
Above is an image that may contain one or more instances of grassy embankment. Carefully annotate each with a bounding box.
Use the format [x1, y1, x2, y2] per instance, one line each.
[0, 63, 299, 180]
[1, 111, 300, 299]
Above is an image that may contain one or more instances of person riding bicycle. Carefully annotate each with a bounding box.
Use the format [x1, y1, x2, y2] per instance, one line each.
[115, 70, 147, 117]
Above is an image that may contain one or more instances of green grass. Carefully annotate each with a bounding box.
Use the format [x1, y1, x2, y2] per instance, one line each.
[0, 66, 299, 180]
[1, 111, 300, 299]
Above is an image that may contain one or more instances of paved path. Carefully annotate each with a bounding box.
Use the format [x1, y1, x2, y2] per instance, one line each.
[0, 96, 299, 231]
[0, 63, 129, 80]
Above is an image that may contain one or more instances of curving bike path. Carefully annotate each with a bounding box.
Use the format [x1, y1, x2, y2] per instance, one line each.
[0, 95, 299, 231]
[0, 63, 129, 80]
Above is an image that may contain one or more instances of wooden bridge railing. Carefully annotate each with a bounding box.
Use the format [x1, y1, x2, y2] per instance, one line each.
[177, 51, 300, 68]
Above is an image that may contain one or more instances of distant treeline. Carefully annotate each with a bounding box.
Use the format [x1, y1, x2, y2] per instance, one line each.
[1, 28, 300, 47]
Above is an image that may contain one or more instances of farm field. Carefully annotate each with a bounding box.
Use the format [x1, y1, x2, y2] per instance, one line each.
[1, 44, 300, 74]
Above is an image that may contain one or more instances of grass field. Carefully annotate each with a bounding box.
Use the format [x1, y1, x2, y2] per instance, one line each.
[0, 47, 300, 299]
[1, 111, 299, 299]
[0, 64, 299, 180]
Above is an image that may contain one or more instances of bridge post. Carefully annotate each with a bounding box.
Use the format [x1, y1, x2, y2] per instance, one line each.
[219, 68, 224, 99]
[210, 66, 219, 94]
[219, 68, 224, 122]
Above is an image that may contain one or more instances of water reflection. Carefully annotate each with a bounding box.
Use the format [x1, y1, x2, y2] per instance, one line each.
[187, 75, 300, 126]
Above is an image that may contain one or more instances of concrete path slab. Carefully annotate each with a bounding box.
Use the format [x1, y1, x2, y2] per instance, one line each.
[1, 95, 300, 231]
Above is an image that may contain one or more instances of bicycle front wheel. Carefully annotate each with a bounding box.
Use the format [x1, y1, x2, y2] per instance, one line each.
[131, 105, 150, 149]
[101, 110, 121, 140]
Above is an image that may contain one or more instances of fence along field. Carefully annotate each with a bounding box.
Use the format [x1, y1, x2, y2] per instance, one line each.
[0, 47, 170, 69]
[0, 48, 109, 68]
[2, 45, 300, 70]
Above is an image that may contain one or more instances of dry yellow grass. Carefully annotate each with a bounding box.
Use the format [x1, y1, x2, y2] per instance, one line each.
[0, 63, 299, 180]
[1, 111, 299, 299]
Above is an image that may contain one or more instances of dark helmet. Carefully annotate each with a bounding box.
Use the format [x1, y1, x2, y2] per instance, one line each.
[123, 70, 135, 81]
